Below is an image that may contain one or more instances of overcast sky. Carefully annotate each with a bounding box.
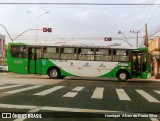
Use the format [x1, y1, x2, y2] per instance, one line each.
[0, 0, 160, 47]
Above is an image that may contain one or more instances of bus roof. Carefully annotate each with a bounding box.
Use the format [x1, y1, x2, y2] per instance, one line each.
[8, 42, 148, 50]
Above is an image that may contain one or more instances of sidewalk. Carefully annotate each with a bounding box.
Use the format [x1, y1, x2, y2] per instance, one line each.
[148, 76, 160, 82]
[131, 76, 160, 82]
[0, 72, 65, 85]
[1, 72, 160, 83]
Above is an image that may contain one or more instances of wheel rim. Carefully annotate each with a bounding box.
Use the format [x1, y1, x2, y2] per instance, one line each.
[119, 73, 126, 80]
[50, 69, 58, 77]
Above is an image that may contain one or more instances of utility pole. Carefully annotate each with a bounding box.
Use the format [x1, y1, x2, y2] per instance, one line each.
[144, 23, 149, 47]
[130, 30, 140, 47]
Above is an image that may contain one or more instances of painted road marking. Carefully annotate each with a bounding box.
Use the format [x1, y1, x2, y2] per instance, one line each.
[150, 118, 160, 121]
[4, 85, 43, 94]
[0, 103, 159, 121]
[63, 92, 78, 97]
[13, 106, 42, 121]
[136, 90, 160, 103]
[63, 86, 84, 98]
[0, 84, 24, 90]
[0, 103, 120, 113]
[34, 86, 65, 96]
[154, 90, 160, 95]
[72, 86, 84, 91]
[0, 103, 36, 109]
[116, 89, 131, 101]
[42, 106, 119, 113]
[91, 87, 104, 99]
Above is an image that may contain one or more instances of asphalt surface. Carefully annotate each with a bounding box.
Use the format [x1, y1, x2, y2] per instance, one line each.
[0, 73, 159, 121]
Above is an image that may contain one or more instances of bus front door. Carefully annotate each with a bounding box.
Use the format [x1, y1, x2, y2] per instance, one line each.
[131, 51, 142, 77]
[28, 48, 42, 74]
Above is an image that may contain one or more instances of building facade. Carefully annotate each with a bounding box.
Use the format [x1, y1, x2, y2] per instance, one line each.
[0, 34, 5, 65]
[148, 36, 160, 77]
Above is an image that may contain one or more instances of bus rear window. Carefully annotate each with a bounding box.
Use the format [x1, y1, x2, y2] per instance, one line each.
[11, 46, 26, 58]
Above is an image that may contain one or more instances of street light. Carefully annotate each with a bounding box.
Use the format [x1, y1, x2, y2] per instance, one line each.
[118, 30, 133, 47]
[27, 11, 49, 43]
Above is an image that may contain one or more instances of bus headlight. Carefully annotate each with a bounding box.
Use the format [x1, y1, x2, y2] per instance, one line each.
[24, 66, 28, 70]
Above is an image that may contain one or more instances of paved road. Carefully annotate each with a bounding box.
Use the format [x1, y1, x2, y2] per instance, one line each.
[0, 73, 159, 121]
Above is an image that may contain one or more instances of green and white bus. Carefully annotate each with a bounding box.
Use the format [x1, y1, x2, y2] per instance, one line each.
[7, 42, 151, 81]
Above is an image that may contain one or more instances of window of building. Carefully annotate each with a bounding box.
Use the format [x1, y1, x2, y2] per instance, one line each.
[61, 48, 77, 60]
[11, 46, 26, 58]
[95, 49, 111, 61]
[113, 50, 129, 61]
[78, 48, 94, 60]
[43, 47, 59, 59]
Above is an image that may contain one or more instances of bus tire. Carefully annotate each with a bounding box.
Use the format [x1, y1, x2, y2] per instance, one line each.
[117, 71, 128, 81]
[48, 67, 61, 79]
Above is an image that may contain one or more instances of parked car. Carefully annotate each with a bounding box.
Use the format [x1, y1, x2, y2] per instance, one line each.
[0, 64, 8, 72]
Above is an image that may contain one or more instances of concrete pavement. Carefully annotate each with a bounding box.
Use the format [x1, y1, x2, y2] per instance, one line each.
[0, 72, 65, 85]
[0, 72, 159, 121]
[131, 76, 160, 82]
[0, 73, 160, 85]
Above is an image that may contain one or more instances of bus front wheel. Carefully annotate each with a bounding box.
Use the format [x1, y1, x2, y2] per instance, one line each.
[48, 68, 61, 79]
[117, 71, 128, 81]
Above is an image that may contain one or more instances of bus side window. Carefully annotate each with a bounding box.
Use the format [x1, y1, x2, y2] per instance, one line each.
[11, 46, 26, 58]
[43, 47, 59, 59]
[36, 49, 42, 59]
[78, 48, 94, 60]
[113, 50, 128, 61]
[61, 48, 77, 60]
[95, 49, 111, 61]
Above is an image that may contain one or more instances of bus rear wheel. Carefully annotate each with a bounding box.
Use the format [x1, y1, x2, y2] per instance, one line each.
[117, 71, 128, 81]
[48, 68, 61, 79]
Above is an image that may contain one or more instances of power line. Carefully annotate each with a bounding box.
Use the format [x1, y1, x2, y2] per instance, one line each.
[149, 28, 160, 37]
[145, 3, 160, 23]
[139, 0, 159, 29]
[0, 3, 160, 6]
[134, 0, 158, 30]
[149, 26, 160, 35]
[133, 0, 150, 28]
